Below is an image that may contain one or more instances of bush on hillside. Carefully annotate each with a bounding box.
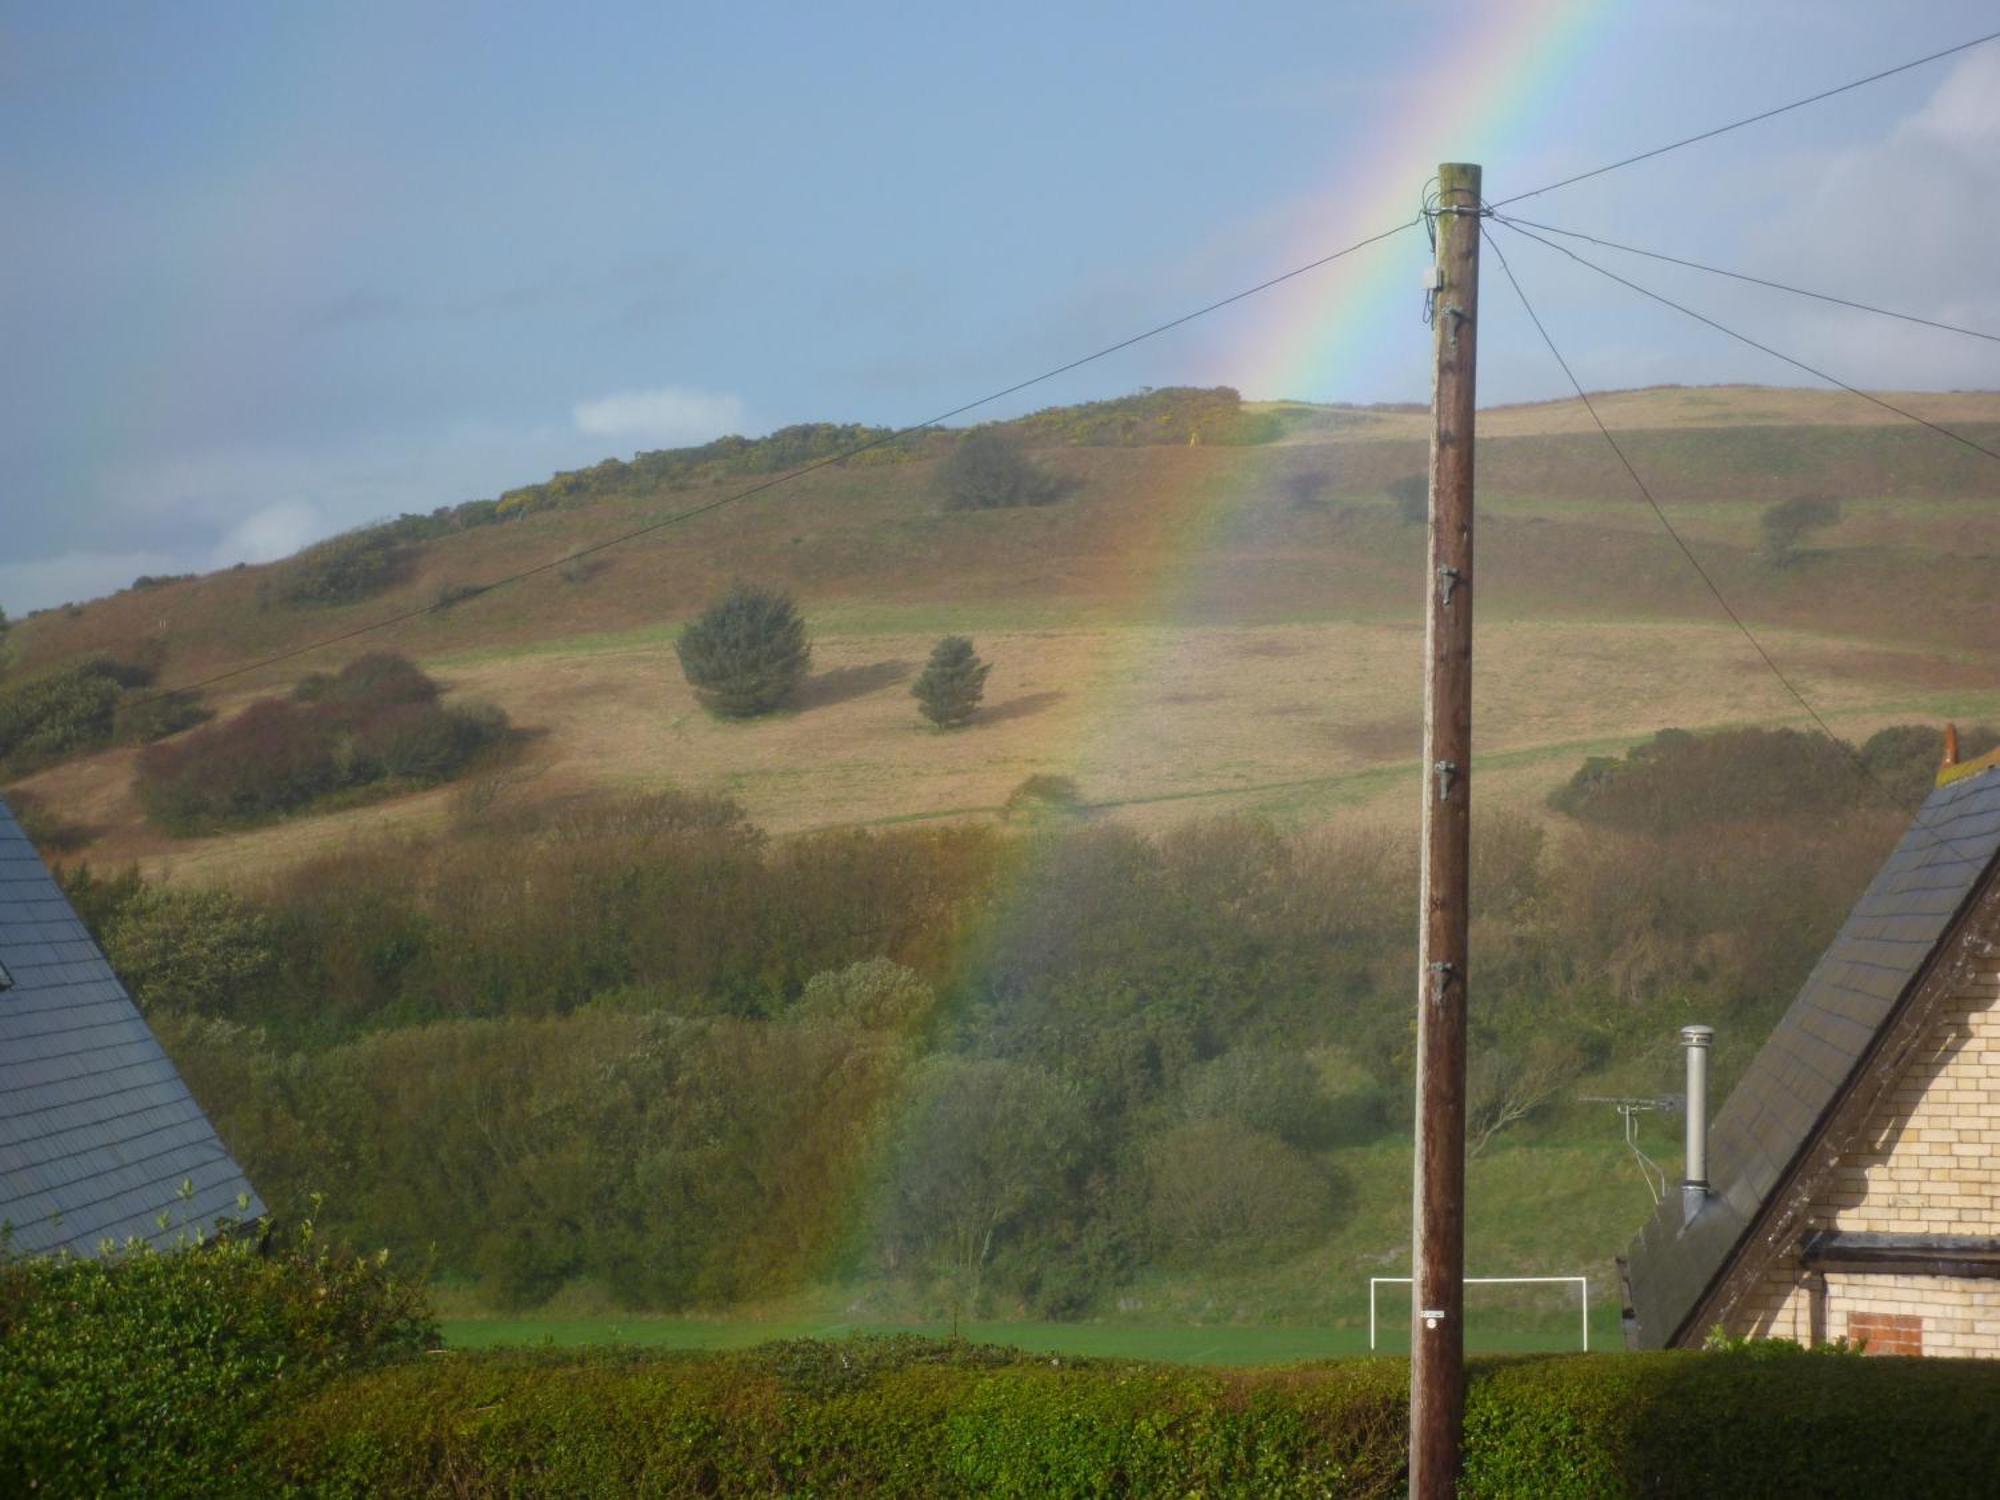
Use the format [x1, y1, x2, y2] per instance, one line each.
[1144, 1118, 1335, 1258]
[1548, 726, 1877, 831]
[261, 1340, 2000, 1500]
[136, 652, 507, 833]
[262, 527, 413, 608]
[0, 1217, 436, 1499]
[1861, 721, 2000, 808]
[1761, 492, 1843, 568]
[940, 429, 1061, 510]
[104, 885, 278, 1015]
[912, 635, 991, 727]
[0, 655, 196, 773]
[675, 584, 812, 718]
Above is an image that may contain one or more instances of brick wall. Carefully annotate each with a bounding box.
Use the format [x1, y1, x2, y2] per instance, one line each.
[1727, 956, 2000, 1356]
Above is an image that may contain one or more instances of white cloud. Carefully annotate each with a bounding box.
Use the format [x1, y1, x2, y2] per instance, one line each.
[1742, 51, 2000, 390]
[572, 385, 746, 446]
[211, 500, 324, 566]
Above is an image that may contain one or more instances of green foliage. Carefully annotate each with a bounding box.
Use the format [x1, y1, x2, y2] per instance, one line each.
[881, 1057, 1094, 1310]
[795, 956, 936, 1031]
[0, 1217, 436, 1498]
[136, 652, 506, 833]
[1181, 1046, 1337, 1149]
[1144, 1118, 1336, 1258]
[104, 885, 277, 1015]
[1002, 773, 1083, 820]
[1549, 725, 1876, 830]
[1761, 492, 1843, 567]
[1005, 386, 1285, 447]
[110, 687, 211, 744]
[263, 526, 413, 608]
[263, 1342, 2000, 1499]
[940, 429, 1061, 510]
[675, 583, 812, 718]
[912, 634, 991, 726]
[1861, 721, 2000, 808]
[0, 658, 122, 770]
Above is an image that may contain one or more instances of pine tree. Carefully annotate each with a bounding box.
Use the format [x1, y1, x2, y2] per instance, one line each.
[675, 584, 812, 718]
[911, 635, 990, 728]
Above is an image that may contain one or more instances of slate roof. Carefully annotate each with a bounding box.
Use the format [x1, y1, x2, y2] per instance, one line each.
[0, 795, 263, 1256]
[1625, 761, 2000, 1348]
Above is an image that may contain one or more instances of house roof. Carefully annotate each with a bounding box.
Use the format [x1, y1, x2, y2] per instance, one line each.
[1625, 761, 2000, 1348]
[0, 796, 263, 1256]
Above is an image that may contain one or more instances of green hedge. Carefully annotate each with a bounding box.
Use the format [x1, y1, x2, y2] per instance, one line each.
[260, 1339, 2000, 1498]
[0, 1222, 435, 1498]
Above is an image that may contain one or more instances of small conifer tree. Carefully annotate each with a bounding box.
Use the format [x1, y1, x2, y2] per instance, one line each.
[911, 635, 990, 728]
[675, 584, 812, 718]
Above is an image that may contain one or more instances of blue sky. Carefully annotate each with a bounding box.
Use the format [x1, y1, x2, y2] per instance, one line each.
[3, 2, 1996, 611]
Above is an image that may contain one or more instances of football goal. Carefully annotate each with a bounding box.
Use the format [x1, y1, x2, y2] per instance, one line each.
[1368, 1275, 1591, 1352]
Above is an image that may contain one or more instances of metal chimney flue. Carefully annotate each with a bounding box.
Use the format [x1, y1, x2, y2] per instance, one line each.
[1680, 1025, 1714, 1227]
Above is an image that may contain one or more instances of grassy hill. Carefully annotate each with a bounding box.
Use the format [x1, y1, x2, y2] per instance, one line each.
[6, 383, 1998, 883]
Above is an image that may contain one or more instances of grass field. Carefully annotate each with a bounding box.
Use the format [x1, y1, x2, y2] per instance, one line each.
[441, 1299, 1624, 1365]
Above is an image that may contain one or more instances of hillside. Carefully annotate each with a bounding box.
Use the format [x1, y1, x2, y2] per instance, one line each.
[6, 383, 1999, 881]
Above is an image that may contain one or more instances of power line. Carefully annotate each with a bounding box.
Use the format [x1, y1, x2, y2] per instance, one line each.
[140, 218, 1423, 703]
[1480, 225, 1976, 850]
[1478, 227, 1851, 754]
[1493, 217, 2000, 467]
[1495, 215, 2000, 346]
[1494, 27, 2000, 207]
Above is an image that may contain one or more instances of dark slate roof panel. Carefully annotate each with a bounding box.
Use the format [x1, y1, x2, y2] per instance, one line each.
[0, 795, 264, 1257]
[1625, 765, 2000, 1348]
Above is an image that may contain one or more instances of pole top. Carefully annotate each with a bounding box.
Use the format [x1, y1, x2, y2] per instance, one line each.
[1681, 1025, 1714, 1048]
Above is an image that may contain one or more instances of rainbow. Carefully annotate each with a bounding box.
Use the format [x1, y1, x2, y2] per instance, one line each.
[994, 0, 1613, 817]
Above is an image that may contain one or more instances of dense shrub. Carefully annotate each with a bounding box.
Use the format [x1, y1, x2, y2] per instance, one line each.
[261, 1341, 2000, 1499]
[1760, 492, 1842, 567]
[104, 885, 277, 1015]
[263, 526, 416, 607]
[941, 428, 1062, 510]
[1549, 725, 1875, 830]
[136, 652, 506, 832]
[675, 583, 812, 718]
[0, 1219, 436, 1498]
[0, 655, 204, 773]
[0, 659, 121, 768]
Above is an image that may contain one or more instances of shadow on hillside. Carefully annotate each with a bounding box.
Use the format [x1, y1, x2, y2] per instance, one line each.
[979, 691, 1066, 726]
[795, 660, 912, 711]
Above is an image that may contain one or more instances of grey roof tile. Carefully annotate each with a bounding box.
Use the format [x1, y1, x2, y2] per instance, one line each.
[0, 795, 263, 1258]
[1626, 764, 2000, 1349]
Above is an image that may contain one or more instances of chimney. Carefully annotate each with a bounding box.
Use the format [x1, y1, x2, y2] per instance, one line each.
[1681, 1025, 1714, 1227]
[1943, 723, 1960, 770]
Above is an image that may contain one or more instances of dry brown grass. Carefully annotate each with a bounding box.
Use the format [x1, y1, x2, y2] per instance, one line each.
[25, 614, 1994, 887]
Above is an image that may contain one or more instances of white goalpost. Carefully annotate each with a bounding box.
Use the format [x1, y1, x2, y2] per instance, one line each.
[1368, 1275, 1591, 1352]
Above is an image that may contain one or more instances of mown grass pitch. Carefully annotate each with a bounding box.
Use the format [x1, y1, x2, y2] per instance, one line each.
[443, 1303, 1627, 1365]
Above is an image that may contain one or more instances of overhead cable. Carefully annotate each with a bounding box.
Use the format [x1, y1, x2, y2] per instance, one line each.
[1494, 28, 2000, 207]
[1496, 215, 2000, 346]
[1494, 219, 2000, 467]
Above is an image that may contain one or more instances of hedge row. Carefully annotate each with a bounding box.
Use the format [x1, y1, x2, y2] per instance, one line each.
[261, 1338, 2000, 1498]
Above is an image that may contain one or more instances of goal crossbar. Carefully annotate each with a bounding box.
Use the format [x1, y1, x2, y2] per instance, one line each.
[1367, 1275, 1589, 1352]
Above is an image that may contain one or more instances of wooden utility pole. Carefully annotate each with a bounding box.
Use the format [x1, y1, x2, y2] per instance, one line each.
[1410, 160, 1480, 1499]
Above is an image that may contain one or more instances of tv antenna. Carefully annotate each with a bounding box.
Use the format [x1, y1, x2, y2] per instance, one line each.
[1579, 1096, 1680, 1204]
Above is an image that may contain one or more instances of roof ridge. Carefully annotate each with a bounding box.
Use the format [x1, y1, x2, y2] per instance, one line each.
[1938, 745, 2000, 788]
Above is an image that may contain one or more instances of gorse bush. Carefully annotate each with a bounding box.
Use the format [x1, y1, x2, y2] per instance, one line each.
[675, 583, 812, 717]
[135, 651, 506, 832]
[0, 1216, 436, 1498]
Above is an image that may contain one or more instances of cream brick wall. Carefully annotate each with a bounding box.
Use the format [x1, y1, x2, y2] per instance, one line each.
[1726, 958, 2000, 1356]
